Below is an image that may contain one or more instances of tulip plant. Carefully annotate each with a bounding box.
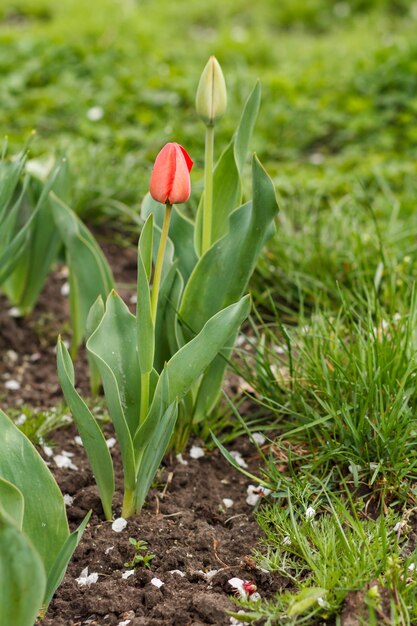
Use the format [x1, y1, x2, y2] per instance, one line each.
[0, 146, 114, 360]
[0, 409, 89, 626]
[56, 58, 278, 519]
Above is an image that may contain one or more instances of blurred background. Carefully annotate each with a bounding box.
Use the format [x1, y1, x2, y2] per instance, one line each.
[1, 0, 417, 224]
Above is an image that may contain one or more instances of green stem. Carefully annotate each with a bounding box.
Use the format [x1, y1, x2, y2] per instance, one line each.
[202, 124, 214, 255]
[121, 487, 135, 518]
[150, 203, 172, 324]
[139, 370, 150, 425]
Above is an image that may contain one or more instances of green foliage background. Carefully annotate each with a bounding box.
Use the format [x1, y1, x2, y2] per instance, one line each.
[2, 0, 417, 220]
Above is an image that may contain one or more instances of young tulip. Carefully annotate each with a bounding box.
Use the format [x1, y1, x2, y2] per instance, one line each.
[149, 142, 193, 205]
[196, 56, 227, 126]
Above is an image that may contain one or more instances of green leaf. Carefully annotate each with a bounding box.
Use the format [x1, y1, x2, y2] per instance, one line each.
[133, 398, 178, 511]
[0, 478, 24, 530]
[50, 191, 114, 355]
[44, 511, 91, 606]
[137, 214, 154, 375]
[162, 296, 251, 405]
[0, 510, 46, 626]
[4, 160, 70, 314]
[234, 81, 262, 174]
[57, 339, 114, 520]
[181, 155, 278, 336]
[87, 291, 137, 492]
[0, 409, 69, 574]
[0, 151, 27, 223]
[287, 588, 328, 617]
[85, 295, 105, 395]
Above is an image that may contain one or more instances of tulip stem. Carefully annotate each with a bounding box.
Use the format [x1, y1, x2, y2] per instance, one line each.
[151, 202, 172, 325]
[202, 124, 214, 255]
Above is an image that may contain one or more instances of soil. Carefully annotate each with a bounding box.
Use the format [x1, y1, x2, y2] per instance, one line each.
[0, 238, 280, 626]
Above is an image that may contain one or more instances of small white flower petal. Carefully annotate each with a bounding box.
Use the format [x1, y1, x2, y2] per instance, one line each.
[60, 282, 70, 296]
[106, 437, 116, 449]
[189, 445, 205, 459]
[176, 453, 188, 465]
[63, 494, 74, 506]
[87, 106, 104, 121]
[122, 569, 135, 579]
[305, 507, 316, 520]
[169, 569, 185, 577]
[54, 454, 78, 470]
[230, 451, 248, 469]
[151, 577, 164, 588]
[5, 380, 20, 391]
[228, 577, 246, 598]
[117, 620, 131, 626]
[222, 498, 234, 509]
[252, 433, 266, 445]
[105, 546, 114, 555]
[74, 436, 83, 446]
[15, 413, 27, 426]
[42, 445, 54, 458]
[112, 517, 127, 533]
[76, 567, 99, 586]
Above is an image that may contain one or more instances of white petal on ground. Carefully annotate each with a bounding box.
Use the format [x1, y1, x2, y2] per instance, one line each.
[5, 379, 20, 391]
[176, 453, 188, 465]
[112, 517, 127, 533]
[228, 577, 247, 598]
[150, 577, 164, 588]
[63, 494, 74, 506]
[74, 436, 83, 446]
[106, 437, 116, 449]
[305, 507, 316, 520]
[197, 569, 219, 580]
[189, 445, 205, 459]
[42, 445, 54, 458]
[230, 450, 248, 469]
[8, 307, 22, 318]
[117, 620, 131, 626]
[76, 567, 99, 586]
[222, 498, 234, 509]
[169, 569, 185, 577]
[252, 432, 266, 445]
[122, 570, 135, 579]
[246, 485, 271, 506]
[60, 282, 70, 296]
[54, 454, 78, 470]
[15, 413, 27, 426]
[105, 546, 114, 554]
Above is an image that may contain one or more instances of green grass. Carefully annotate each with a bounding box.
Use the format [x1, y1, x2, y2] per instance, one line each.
[231, 482, 417, 625]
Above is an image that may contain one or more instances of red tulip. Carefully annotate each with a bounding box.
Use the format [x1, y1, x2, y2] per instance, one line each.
[150, 142, 193, 205]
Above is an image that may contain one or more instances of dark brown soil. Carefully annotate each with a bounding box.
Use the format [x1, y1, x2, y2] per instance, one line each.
[0, 238, 279, 626]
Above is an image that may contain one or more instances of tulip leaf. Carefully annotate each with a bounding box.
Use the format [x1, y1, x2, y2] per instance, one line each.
[87, 291, 137, 491]
[0, 409, 69, 574]
[162, 295, 251, 405]
[57, 338, 114, 520]
[133, 397, 178, 511]
[137, 214, 154, 375]
[0, 478, 24, 530]
[85, 295, 105, 395]
[234, 81, 262, 174]
[0, 150, 27, 223]
[0, 510, 46, 626]
[44, 510, 92, 607]
[50, 191, 114, 356]
[181, 155, 278, 335]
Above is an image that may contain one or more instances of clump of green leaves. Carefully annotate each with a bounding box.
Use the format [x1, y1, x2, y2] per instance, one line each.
[124, 538, 155, 570]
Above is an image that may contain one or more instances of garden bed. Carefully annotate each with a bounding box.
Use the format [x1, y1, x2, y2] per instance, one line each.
[0, 241, 279, 626]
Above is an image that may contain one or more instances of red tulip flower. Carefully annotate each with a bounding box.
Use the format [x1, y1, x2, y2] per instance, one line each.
[150, 142, 193, 205]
